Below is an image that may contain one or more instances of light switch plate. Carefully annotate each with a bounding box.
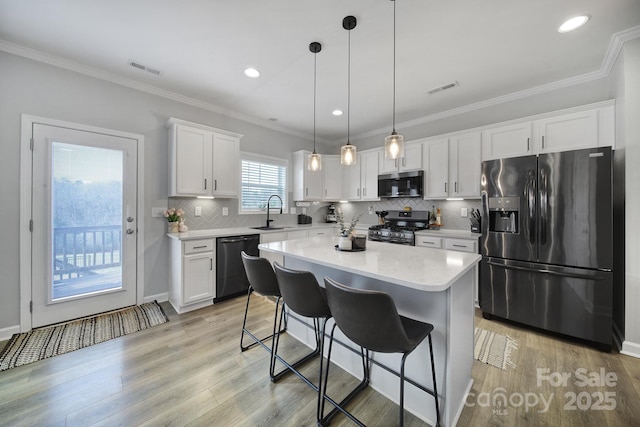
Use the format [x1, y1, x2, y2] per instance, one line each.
[461, 207, 468, 217]
[195, 206, 202, 216]
[152, 207, 165, 218]
[222, 207, 229, 216]
[290, 207, 296, 214]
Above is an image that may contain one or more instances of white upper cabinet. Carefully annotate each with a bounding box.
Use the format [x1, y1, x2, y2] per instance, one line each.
[168, 118, 242, 198]
[323, 155, 343, 201]
[482, 122, 533, 161]
[379, 142, 422, 173]
[450, 132, 482, 198]
[293, 150, 324, 201]
[211, 134, 239, 197]
[424, 133, 481, 199]
[481, 104, 614, 160]
[424, 138, 449, 199]
[343, 156, 361, 201]
[535, 109, 598, 154]
[360, 150, 380, 200]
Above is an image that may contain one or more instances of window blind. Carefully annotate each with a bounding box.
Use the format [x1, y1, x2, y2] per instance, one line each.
[240, 154, 287, 212]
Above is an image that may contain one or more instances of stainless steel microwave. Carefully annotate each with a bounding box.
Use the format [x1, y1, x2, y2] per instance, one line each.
[378, 170, 424, 198]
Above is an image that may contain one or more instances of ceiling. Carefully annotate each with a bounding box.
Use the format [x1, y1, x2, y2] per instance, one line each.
[1, 0, 639, 145]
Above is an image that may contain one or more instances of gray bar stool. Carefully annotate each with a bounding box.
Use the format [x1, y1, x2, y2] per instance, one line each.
[239, 251, 286, 365]
[273, 262, 332, 422]
[321, 277, 440, 427]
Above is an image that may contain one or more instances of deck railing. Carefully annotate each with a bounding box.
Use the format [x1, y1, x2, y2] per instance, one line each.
[53, 225, 122, 281]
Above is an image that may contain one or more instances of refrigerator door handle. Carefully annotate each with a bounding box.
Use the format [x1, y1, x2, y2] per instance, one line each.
[540, 168, 548, 245]
[486, 260, 606, 280]
[526, 171, 536, 245]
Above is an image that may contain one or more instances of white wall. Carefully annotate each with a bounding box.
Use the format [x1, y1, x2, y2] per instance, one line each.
[619, 39, 640, 356]
[0, 51, 324, 331]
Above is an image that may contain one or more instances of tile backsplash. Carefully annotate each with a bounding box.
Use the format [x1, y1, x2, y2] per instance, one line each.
[169, 196, 481, 232]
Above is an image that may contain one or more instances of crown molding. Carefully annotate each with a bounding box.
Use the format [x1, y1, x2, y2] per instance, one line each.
[0, 40, 317, 143]
[351, 25, 640, 143]
[3, 25, 639, 146]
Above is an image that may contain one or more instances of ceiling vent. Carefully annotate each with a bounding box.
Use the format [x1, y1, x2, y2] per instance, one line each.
[426, 81, 458, 95]
[128, 60, 161, 76]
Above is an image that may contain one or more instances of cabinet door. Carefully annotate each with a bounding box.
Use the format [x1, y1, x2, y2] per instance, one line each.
[171, 125, 212, 197]
[482, 122, 533, 160]
[212, 134, 239, 197]
[360, 150, 379, 200]
[182, 252, 214, 304]
[379, 152, 399, 174]
[286, 230, 309, 240]
[323, 155, 343, 200]
[399, 143, 422, 171]
[424, 138, 449, 199]
[293, 151, 324, 201]
[343, 159, 361, 201]
[536, 110, 598, 154]
[452, 132, 481, 198]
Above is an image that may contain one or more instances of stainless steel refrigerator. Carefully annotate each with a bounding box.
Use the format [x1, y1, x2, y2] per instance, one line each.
[480, 147, 613, 350]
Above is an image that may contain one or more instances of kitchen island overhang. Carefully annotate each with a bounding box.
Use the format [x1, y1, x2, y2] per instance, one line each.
[259, 236, 481, 427]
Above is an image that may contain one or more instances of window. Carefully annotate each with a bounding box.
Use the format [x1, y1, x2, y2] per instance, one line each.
[240, 153, 288, 214]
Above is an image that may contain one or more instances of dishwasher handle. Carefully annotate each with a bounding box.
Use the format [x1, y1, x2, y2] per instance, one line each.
[218, 235, 258, 244]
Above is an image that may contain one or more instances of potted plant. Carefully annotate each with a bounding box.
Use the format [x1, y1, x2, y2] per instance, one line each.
[336, 211, 362, 250]
[163, 207, 185, 233]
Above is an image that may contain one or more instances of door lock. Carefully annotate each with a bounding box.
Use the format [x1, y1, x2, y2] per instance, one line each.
[126, 229, 135, 234]
[127, 217, 134, 222]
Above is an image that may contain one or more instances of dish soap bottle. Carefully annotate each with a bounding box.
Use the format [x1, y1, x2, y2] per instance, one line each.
[430, 206, 437, 225]
[436, 208, 442, 226]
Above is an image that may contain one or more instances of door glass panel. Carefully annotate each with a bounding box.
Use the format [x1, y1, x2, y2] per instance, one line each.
[51, 142, 124, 300]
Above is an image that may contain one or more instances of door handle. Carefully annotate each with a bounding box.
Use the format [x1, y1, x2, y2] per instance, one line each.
[525, 170, 536, 245]
[540, 168, 548, 245]
[127, 217, 134, 222]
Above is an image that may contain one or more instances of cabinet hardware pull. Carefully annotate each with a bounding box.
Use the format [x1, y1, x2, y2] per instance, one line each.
[363, 188, 366, 196]
[204, 179, 207, 189]
[444, 182, 447, 193]
[402, 158, 406, 167]
[527, 137, 530, 151]
[542, 135, 545, 149]
[455, 181, 458, 192]
[214, 179, 217, 191]
[422, 241, 435, 245]
[357, 188, 360, 197]
[210, 258, 213, 270]
[452, 244, 466, 248]
[306, 187, 308, 196]
[193, 245, 207, 249]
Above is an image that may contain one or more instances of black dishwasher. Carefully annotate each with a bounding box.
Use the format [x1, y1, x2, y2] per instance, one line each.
[215, 234, 260, 302]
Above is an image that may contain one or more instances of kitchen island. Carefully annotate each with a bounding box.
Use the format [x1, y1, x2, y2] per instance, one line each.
[259, 236, 481, 427]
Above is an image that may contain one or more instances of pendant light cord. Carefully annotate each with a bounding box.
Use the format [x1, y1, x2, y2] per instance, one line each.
[392, 0, 397, 133]
[347, 26, 351, 144]
[313, 49, 317, 152]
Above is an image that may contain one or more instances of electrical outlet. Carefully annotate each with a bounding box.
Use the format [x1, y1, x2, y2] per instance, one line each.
[368, 206, 373, 215]
[290, 207, 296, 215]
[222, 207, 229, 216]
[302, 207, 307, 214]
[195, 206, 202, 217]
[461, 207, 468, 217]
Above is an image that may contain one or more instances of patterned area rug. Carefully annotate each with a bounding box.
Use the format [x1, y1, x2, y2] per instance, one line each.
[0, 301, 168, 371]
[474, 327, 518, 370]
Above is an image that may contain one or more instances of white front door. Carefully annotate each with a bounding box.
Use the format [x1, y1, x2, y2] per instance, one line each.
[31, 123, 138, 327]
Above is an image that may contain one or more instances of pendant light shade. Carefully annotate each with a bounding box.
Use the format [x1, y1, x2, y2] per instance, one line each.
[341, 15, 357, 166]
[307, 41, 322, 171]
[384, 0, 404, 160]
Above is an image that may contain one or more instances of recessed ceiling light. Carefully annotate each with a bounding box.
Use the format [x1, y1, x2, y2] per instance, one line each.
[332, 110, 343, 116]
[244, 68, 260, 78]
[558, 15, 590, 33]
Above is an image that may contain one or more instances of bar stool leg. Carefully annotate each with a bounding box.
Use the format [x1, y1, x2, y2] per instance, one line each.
[428, 333, 441, 427]
[240, 287, 286, 353]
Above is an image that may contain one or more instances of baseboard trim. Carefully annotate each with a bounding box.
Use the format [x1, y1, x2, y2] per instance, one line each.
[0, 325, 21, 342]
[143, 292, 168, 304]
[620, 340, 640, 359]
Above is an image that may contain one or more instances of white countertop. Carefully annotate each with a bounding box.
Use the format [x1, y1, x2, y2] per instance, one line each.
[166, 223, 338, 241]
[415, 229, 481, 240]
[259, 235, 480, 292]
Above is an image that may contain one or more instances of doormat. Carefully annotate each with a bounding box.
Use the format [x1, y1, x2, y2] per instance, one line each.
[0, 301, 168, 372]
[474, 327, 518, 370]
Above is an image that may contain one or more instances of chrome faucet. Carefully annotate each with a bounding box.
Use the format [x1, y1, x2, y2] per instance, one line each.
[266, 194, 283, 228]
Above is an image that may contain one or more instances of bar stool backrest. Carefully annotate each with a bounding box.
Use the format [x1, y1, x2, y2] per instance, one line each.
[241, 251, 280, 297]
[324, 277, 414, 353]
[274, 262, 331, 318]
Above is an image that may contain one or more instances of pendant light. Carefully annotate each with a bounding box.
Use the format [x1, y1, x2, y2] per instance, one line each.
[341, 15, 357, 166]
[384, 0, 405, 160]
[307, 41, 322, 171]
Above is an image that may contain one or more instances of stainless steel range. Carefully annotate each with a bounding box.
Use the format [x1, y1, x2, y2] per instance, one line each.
[368, 210, 430, 246]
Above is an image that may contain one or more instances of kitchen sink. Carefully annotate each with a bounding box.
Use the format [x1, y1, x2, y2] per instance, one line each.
[250, 226, 285, 230]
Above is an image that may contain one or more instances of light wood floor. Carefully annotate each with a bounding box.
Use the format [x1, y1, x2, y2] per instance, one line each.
[1, 297, 639, 427]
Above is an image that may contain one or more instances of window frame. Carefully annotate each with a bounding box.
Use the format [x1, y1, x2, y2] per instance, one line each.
[238, 152, 288, 215]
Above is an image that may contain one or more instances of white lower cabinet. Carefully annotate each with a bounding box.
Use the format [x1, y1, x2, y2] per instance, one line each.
[416, 234, 479, 304]
[169, 238, 215, 314]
